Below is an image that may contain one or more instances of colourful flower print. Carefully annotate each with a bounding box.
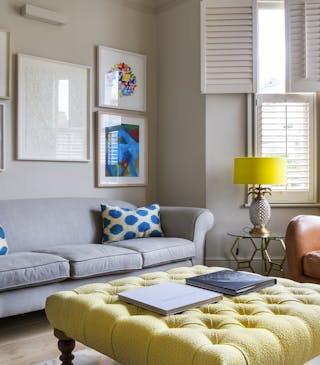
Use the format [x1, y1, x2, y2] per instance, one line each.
[107, 62, 137, 97]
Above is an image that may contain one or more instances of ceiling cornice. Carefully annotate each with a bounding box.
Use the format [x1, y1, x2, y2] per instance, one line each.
[153, 0, 186, 13]
[120, 0, 157, 14]
[116, 0, 184, 14]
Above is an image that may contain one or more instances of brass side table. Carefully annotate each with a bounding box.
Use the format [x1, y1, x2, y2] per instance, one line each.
[228, 231, 286, 276]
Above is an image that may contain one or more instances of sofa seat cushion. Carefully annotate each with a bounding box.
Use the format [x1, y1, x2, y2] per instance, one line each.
[303, 250, 320, 279]
[35, 244, 142, 279]
[111, 237, 195, 267]
[0, 252, 69, 291]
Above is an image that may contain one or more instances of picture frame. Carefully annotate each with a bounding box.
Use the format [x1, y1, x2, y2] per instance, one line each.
[0, 104, 5, 171]
[0, 30, 11, 99]
[97, 46, 146, 112]
[17, 54, 91, 161]
[96, 110, 147, 187]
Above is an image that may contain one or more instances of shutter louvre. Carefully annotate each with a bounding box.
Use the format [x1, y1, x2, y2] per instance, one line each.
[286, 0, 320, 91]
[201, 0, 257, 93]
[256, 94, 315, 196]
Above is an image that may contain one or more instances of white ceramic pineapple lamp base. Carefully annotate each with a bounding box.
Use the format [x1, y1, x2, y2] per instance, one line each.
[249, 195, 271, 236]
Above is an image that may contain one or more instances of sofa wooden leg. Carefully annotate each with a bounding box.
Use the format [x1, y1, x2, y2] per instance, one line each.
[54, 329, 75, 365]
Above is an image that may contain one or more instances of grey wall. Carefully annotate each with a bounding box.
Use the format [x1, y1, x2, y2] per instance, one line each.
[0, 0, 157, 205]
[156, 0, 206, 207]
[157, 0, 320, 266]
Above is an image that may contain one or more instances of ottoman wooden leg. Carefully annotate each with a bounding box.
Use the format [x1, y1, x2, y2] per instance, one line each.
[54, 329, 75, 365]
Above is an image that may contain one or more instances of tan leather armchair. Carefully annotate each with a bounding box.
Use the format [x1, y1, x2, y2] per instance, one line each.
[285, 215, 320, 283]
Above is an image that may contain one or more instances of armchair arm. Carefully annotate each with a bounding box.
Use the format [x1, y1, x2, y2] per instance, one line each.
[285, 215, 320, 283]
[160, 206, 214, 265]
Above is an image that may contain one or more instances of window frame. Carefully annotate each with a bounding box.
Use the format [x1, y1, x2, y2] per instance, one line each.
[249, 0, 319, 205]
[252, 92, 318, 204]
[200, 0, 320, 205]
[201, 0, 320, 94]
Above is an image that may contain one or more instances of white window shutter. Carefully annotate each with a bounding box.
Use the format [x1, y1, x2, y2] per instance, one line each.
[256, 93, 317, 203]
[201, 0, 257, 93]
[286, 0, 320, 92]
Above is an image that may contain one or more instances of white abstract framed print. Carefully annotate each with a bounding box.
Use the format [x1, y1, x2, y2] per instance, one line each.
[97, 46, 146, 112]
[0, 30, 11, 99]
[17, 54, 91, 161]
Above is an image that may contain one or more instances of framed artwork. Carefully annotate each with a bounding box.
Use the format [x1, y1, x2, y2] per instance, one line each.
[97, 46, 146, 112]
[17, 54, 91, 161]
[96, 111, 147, 187]
[0, 30, 11, 99]
[0, 104, 4, 171]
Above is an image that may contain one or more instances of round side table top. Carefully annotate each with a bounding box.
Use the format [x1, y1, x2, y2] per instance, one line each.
[227, 231, 285, 239]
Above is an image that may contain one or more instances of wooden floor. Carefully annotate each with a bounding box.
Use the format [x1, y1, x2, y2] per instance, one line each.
[0, 310, 86, 365]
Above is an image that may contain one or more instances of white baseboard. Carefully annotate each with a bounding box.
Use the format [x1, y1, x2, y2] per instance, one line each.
[204, 259, 233, 268]
[205, 257, 288, 277]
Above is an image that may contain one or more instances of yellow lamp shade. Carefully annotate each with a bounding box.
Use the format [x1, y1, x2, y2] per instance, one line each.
[234, 157, 287, 185]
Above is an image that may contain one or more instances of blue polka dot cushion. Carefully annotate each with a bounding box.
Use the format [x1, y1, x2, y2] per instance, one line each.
[101, 203, 163, 243]
[0, 226, 8, 255]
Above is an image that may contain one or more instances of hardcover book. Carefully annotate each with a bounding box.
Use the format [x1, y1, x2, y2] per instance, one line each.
[186, 270, 276, 296]
[118, 282, 223, 316]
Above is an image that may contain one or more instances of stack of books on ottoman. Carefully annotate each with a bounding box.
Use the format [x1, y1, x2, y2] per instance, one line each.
[185, 270, 276, 295]
[119, 270, 276, 315]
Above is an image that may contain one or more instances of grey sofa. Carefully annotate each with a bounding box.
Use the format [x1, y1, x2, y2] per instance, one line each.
[0, 198, 214, 318]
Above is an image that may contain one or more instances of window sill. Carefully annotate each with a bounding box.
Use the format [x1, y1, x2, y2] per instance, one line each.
[243, 203, 320, 208]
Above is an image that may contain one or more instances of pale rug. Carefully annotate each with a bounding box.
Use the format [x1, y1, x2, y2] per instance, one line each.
[34, 348, 121, 365]
[34, 348, 320, 365]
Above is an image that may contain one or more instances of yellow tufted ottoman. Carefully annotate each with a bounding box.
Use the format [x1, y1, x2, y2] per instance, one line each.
[45, 266, 320, 365]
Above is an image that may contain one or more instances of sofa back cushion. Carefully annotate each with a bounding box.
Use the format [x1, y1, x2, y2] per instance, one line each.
[0, 226, 8, 255]
[101, 203, 163, 243]
[0, 198, 135, 252]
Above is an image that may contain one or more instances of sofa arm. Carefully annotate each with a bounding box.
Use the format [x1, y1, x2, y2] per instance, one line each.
[160, 206, 214, 265]
[285, 215, 320, 283]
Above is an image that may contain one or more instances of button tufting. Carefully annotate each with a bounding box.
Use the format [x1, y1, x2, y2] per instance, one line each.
[46, 265, 320, 365]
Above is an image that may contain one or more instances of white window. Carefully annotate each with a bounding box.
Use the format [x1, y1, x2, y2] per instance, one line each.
[255, 93, 317, 203]
[257, 0, 285, 94]
[201, 0, 320, 93]
[255, 0, 317, 204]
[201, 0, 319, 203]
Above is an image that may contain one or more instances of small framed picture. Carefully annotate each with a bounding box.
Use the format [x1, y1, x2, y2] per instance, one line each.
[97, 46, 146, 112]
[96, 111, 147, 187]
[0, 104, 4, 170]
[17, 54, 91, 162]
[0, 30, 11, 99]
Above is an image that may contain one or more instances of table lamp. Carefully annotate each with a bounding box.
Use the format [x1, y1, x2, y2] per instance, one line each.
[234, 157, 286, 236]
